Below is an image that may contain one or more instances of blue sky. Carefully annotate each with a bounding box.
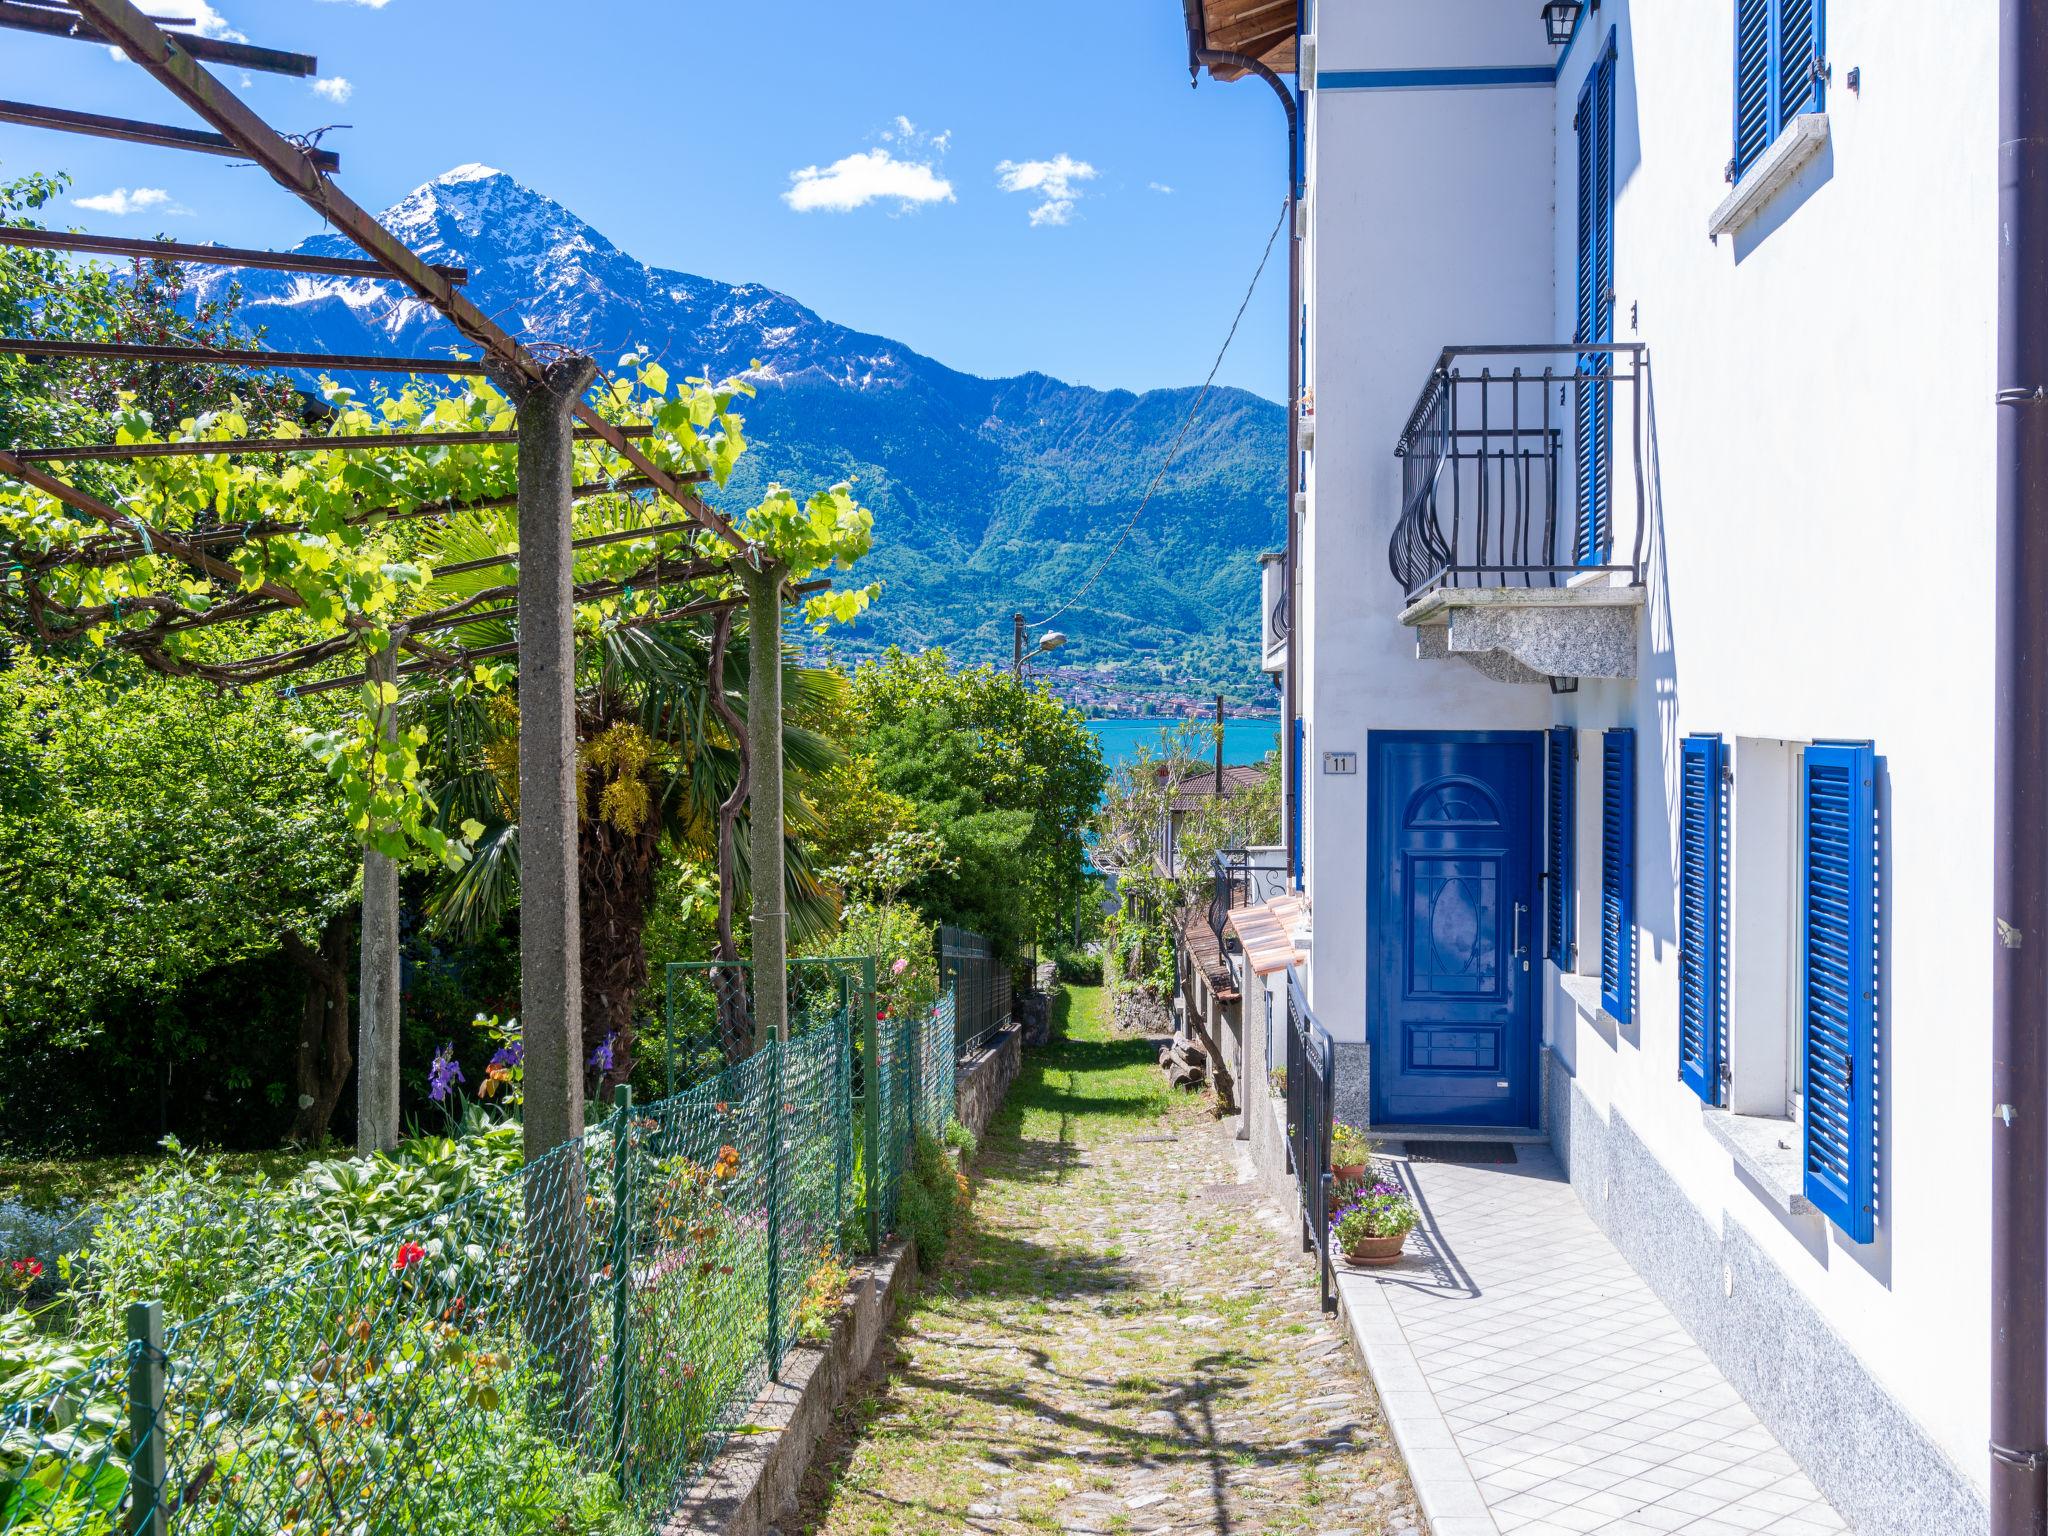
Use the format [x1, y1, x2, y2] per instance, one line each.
[0, 0, 1291, 400]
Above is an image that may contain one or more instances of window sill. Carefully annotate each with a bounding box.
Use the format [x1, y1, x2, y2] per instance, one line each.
[1557, 969, 1625, 1030]
[1707, 112, 1829, 241]
[1700, 1106, 1817, 1219]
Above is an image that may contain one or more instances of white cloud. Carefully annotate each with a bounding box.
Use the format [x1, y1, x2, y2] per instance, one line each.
[110, 3, 242, 59]
[995, 154, 1099, 226]
[311, 75, 354, 103]
[1149, 181, 1174, 194]
[72, 187, 190, 216]
[143, 0, 242, 39]
[783, 147, 954, 214]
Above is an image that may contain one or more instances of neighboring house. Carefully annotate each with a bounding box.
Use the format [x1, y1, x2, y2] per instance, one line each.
[1175, 2, 2041, 1532]
[1157, 762, 1268, 878]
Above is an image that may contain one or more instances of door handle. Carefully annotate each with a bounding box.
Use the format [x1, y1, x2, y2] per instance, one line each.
[1513, 901, 1529, 970]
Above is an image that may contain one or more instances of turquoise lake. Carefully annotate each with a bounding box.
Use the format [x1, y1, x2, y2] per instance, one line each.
[1084, 717, 1280, 770]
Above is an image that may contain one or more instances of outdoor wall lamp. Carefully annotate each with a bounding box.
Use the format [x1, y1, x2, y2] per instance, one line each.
[1540, 0, 1584, 47]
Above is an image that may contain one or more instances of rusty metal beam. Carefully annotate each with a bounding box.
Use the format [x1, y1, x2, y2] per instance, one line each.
[0, 448, 298, 603]
[13, 421, 673, 462]
[0, 98, 340, 171]
[21, 475, 661, 568]
[277, 579, 830, 698]
[0, 336, 483, 375]
[65, 0, 752, 559]
[0, 2, 317, 75]
[0, 227, 466, 283]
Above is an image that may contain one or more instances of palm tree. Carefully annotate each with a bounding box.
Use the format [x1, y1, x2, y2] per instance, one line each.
[405, 499, 842, 1089]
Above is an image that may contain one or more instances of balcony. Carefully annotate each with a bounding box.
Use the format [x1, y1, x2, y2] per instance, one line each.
[1258, 550, 1286, 675]
[1390, 344, 1648, 685]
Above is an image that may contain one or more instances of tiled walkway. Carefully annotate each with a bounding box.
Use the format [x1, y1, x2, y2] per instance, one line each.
[1335, 1144, 1851, 1536]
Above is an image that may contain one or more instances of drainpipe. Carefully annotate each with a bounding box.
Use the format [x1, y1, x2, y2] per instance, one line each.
[1992, 1, 2048, 1531]
[1185, 4, 1302, 887]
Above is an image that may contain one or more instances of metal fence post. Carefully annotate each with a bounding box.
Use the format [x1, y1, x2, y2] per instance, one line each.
[607, 1084, 634, 1494]
[907, 1002, 921, 1147]
[765, 1040, 786, 1380]
[125, 1300, 166, 1536]
[862, 1001, 881, 1253]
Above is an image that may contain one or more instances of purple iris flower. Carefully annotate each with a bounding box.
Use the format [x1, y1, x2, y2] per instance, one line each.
[587, 1034, 616, 1076]
[427, 1044, 464, 1103]
[488, 1040, 524, 1072]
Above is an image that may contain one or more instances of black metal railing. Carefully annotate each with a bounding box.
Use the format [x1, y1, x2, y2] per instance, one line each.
[937, 923, 1013, 1059]
[1209, 847, 1292, 947]
[1389, 342, 1648, 602]
[1283, 966, 1336, 1313]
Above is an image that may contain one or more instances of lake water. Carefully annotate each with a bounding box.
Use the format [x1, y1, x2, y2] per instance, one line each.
[1085, 717, 1281, 771]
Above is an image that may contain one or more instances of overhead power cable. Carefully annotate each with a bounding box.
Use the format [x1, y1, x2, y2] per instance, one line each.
[1026, 195, 1288, 632]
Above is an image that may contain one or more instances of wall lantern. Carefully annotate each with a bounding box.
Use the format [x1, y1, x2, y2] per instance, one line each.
[1539, 0, 1583, 46]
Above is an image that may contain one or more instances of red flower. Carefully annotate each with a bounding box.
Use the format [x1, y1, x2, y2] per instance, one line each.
[393, 1241, 427, 1273]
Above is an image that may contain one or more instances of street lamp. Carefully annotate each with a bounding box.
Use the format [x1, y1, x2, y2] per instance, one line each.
[1012, 613, 1067, 677]
[1539, 0, 1584, 47]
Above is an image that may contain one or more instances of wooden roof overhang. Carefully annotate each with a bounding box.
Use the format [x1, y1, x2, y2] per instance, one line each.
[1181, 0, 1297, 82]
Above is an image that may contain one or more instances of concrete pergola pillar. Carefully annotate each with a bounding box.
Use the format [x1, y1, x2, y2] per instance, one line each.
[505, 353, 596, 1427]
[356, 640, 402, 1153]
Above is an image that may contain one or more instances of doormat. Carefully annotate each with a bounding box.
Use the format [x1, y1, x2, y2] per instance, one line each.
[1402, 1140, 1518, 1165]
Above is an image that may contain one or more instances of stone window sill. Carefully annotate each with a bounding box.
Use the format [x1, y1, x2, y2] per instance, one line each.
[1557, 970, 1625, 1030]
[1701, 1106, 1816, 1219]
[1707, 112, 1829, 240]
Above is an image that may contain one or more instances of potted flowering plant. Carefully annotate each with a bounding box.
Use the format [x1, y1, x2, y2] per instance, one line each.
[1331, 1180, 1419, 1268]
[1331, 1123, 1373, 1181]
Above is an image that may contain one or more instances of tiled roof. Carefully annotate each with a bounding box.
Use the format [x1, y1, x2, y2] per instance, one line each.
[1225, 893, 1308, 977]
[1177, 910, 1240, 1003]
[1170, 763, 1266, 811]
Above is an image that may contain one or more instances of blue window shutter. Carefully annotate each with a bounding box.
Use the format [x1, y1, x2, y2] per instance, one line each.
[1600, 728, 1635, 1022]
[1677, 735, 1727, 1103]
[1777, 0, 1824, 123]
[1801, 741, 1878, 1242]
[1547, 726, 1576, 967]
[1290, 716, 1304, 889]
[1575, 36, 1616, 568]
[1733, 0, 1825, 180]
[1732, 0, 1773, 177]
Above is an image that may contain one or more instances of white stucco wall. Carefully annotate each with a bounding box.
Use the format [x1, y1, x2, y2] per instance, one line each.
[1301, 0, 1557, 1044]
[1299, 0, 1996, 1492]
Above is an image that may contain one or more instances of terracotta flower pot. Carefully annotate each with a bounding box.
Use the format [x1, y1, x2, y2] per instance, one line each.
[1331, 1161, 1368, 1182]
[1342, 1232, 1409, 1268]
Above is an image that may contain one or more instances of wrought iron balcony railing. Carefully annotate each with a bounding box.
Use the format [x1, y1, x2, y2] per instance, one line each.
[1390, 343, 1648, 602]
[1209, 846, 1292, 947]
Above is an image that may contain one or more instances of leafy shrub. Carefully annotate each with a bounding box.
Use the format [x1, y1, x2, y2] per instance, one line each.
[899, 1130, 968, 1270]
[1051, 949, 1102, 986]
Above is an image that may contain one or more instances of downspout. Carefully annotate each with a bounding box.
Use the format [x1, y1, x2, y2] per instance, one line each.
[1992, 1, 2048, 1532]
[1186, 6, 1302, 888]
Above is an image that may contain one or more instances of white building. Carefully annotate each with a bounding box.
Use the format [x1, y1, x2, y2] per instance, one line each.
[1176, 3, 2046, 1532]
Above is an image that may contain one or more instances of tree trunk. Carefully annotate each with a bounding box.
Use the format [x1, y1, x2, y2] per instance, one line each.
[283, 914, 354, 1145]
[576, 806, 660, 1093]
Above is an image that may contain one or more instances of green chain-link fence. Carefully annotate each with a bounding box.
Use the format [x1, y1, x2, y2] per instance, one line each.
[0, 964, 957, 1536]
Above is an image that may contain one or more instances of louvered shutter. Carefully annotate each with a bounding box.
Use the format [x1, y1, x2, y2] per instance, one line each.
[1732, 0, 1773, 178]
[1601, 728, 1635, 1022]
[1574, 38, 1616, 567]
[1732, 0, 1826, 181]
[1777, 0, 1824, 123]
[1801, 742, 1877, 1242]
[1547, 726, 1575, 968]
[1677, 736, 1727, 1103]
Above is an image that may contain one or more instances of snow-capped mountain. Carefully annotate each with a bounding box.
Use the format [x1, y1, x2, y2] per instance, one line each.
[191, 166, 1285, 703]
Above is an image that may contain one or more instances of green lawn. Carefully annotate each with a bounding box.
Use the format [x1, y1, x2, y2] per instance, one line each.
[998, 983, 1178, 1146]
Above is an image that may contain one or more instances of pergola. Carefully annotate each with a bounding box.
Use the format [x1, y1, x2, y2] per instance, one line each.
[0, 0, 805, 1173]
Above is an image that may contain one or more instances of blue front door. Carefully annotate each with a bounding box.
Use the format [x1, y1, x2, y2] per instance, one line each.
[1369, 732, 1541, 1128]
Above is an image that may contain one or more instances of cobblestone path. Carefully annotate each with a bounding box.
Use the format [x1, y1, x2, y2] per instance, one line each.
[796, 987, 1421, 1536]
